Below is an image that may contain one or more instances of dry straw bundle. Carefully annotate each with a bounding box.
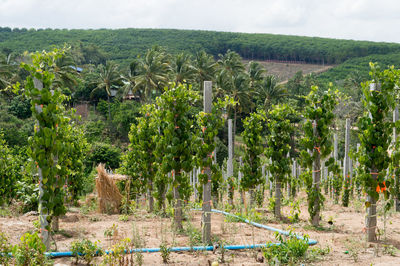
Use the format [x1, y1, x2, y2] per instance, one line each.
[95, 164, 123, 214]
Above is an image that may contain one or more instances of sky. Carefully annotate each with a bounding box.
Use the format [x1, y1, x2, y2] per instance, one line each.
[1, 0, 400, 43]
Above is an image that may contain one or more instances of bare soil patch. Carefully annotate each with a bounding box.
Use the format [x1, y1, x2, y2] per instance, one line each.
[244, 60, 334, 83]
[1, 191, 400, 265]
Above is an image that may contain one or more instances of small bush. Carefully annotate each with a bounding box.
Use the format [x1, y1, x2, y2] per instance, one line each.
[119, 214, 129, 222]
[12, 232, 52, 266]
[262, 231, 309, 265]
[0, 232, 12, 265]
[101, 238, 131, 266]
[159, 242, 171, 264]
[85, 142, 122, 170]
[71, 239, 102, 265]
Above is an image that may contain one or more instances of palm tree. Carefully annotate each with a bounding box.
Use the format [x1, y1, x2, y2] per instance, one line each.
[247, 61, 266, 91]
[0, 53, 17, 93]
[171, 53, 196, 85]
[217, 50, 245, 78]
[217, 71, 253, 152]
[193, 51, 216, 90]
[257, 75, 287, 110]
[91, 61, 122, 120]
[216, 51, 250, 154]
[121, 59, 141, 99]
[134, 46, 171, 103]
[52, 52, 79, 95]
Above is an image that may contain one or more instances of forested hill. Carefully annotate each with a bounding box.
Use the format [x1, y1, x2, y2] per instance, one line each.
[1, 27, 400, 66]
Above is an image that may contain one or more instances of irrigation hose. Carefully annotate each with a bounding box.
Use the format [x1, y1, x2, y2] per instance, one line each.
[5, 208, 318, 258]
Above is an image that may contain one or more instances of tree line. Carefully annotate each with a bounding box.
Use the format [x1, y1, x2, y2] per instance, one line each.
[2, 27, 400, 67]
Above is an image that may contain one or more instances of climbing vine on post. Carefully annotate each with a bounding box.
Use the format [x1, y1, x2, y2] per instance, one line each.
[20, 49, 76, 249]
[124, 104, 158, 212]
[196, 88, 234, 243]
[265, 104, 295, 219]
[301, 86, 339, 226]
[357, 63, 400, 242]
[241, 109, 266, 208]
[155, 83, 199, 231]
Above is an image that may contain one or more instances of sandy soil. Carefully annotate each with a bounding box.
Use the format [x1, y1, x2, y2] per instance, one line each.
[1, 191, 400, 265]
[243, 60, 333, 83]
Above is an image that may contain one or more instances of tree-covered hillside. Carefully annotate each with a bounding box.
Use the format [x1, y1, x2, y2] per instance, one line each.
[1, 27, 400, 67]
[317, 52, 400, 82]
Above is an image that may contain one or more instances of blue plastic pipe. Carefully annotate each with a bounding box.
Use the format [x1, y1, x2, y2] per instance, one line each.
[209, 209, 318, 245]
[7, 208, 317, 258]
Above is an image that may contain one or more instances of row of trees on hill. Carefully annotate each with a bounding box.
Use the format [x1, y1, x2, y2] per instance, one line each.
[2, 27, 400, 66]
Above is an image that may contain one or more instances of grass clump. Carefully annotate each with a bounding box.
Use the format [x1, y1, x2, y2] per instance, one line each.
[262, 231, 309, 265]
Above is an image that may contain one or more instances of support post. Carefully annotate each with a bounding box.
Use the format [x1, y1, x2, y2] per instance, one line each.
[311, 120, 321, 226]
[366, 83, 379, 242]
[292, 159, 297, 198]
[202, 81, 212, 244]
[227, 119, 234, 206]
[34, 78, 50, 250]
[394, 107, 400, 211]
[343, 118, 351, 207]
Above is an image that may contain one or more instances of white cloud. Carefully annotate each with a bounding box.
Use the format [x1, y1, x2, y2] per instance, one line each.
[0, 0, 399, 42]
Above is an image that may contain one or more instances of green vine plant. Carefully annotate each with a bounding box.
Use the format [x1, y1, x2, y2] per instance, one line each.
[265, 104, 296, 219]
[241, 109, 266, 208]
[154, 83, 199, 231]
[327, 160, 343, 204]
[195, 96, 235, 206]
[15, 48, 87, 247]
[356, 63, 400, 241]
[122, 104, 159, 213]
[300, 86, 339, 226]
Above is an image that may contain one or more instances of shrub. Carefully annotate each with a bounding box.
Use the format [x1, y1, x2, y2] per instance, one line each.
[8, 94, 32, 119]
[71, 239, 102, 265]
[262, 231, 309, 264]
[0, 232, 12, 265]
[85, 142, 121, 170]
[16, 180, 39, 213]
[12, 232, 51, 266]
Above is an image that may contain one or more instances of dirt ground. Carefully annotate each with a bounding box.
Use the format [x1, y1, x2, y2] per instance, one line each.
[1, 191, 400, 265]
[243, 60, 333, 83]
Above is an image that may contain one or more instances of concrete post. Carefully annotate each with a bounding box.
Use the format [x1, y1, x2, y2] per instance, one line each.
[239, 157, 244, 204]
[394, 107, 400, 211]
[34, 78, 50, 250]
[311, 120, 321, 226]
[366, 83, 378, 242]
[202, 81, 212, 244]
[227, 119, 234, 206]
[343, 118, 351, 206]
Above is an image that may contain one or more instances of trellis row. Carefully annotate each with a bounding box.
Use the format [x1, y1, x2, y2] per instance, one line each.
[393, 107, 400, 212]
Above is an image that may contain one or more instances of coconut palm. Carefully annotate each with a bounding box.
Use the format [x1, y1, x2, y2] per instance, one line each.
[171, 53, 196, 85]
[257, 75, 287, 110]
[193, 51, 216, 90]
[247, 61, 266, 91]
[217, 50, 245, 78]
[91, 61, 122, 120]
[0, 53, 17, 93]
[217, 71, 253, 152]
[134, 46, 171, 103]
[52, 52, 79, 94]
[121, 59, 141, 99]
